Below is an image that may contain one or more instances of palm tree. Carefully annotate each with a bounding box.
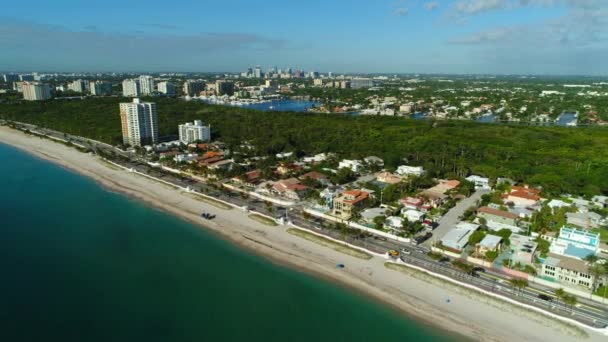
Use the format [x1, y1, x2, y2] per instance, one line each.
[584, 254, 606, 296]
[563, 294, 577, 312]
[555, 288, 565, 306]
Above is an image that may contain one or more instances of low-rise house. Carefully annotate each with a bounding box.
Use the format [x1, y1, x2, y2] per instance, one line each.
[299, 171, 331, 186]
[477, 206, 519, 226]
[277, 162, 303, 176]
[384, 216, 404, 233]
[476, 234, 503, 256]
[440, 222, 479, 252]
[509, 234, 538, 265]
[504, 185, 541, 206]
[400, 197, 424, 210]
[174, 153, 198, 163]
[592, 195, 608, 208]
[272, 178, 310, 200]
[402, 209, 425, 222]
[364, 156, 384, 167]
[547, 199, 571, 210]
[338, 159, 363, 173]
[302, 153, 329, 164]
[466, 175, 490, 189]
[421, 180, 460, 207]
[159, 151, 180, 159]
[233, 170, 262, 188]
[375, 172, 402, 185]
[207, 159, 233, 170]
[566, 212, 603, 230]
[320, 186, 342, 209]
[332, 190, 369, 220]
[541, 253, 595, 289]
[396, 165, 425, 177]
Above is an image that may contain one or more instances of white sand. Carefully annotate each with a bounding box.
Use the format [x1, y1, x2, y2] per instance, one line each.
[0, 126, 604, 342]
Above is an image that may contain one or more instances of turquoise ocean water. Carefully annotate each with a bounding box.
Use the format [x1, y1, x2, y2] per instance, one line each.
[0, 143, 458, 342]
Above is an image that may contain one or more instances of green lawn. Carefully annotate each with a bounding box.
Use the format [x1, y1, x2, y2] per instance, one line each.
[248, 213, 278, 226]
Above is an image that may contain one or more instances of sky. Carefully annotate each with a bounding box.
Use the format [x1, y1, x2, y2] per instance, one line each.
[1, 0, 607, 75]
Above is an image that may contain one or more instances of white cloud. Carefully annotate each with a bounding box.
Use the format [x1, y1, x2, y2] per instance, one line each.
[454, 0, 508, 15]
[425, 2, 440, 10]
[394, 7, 409, 16]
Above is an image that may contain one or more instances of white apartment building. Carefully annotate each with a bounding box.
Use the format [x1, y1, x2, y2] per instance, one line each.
[68, 79, 88, 93]
[139, 75, 155, 95]
[157, 81, 175, 95]
[119, 98, 158, 146]
[122, 79, 140, 97]
[178, 120, 211, 144]
[338, 159, 363, 173]
[22, 82, 52, 101]
[90, 81, 112, 96]
[541, 253, 595, 289]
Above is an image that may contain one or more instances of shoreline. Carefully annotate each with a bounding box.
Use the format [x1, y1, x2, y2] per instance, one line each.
[0, 125, 604, 342]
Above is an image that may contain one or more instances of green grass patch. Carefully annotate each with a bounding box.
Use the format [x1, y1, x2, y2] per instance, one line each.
[248, 213, 278, 226]
[590, 228, 608, 243]
[286, 228, 372, 260]
[184, 192, 232, 210]
[384, 262, 588, 339]
[594, 286, 608, 299]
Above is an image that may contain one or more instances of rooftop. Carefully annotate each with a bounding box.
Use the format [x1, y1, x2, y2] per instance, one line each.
[478, 206, 519, 220]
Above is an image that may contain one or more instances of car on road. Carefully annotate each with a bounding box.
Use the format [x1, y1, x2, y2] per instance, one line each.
[413, 232, 432, 245]
[401, 248, 411, 255]
[537, 294, 553, 302]
[438, 256, 450, 263]
[472, 267, 486, 273]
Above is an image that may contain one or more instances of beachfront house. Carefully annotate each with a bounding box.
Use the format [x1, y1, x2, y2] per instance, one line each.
[540, 253, 596, 289]
[384, 216, 404, 233]
[440, 222, 479, 252]
[332, 190, 369, 220]
[476, 234, 503, 256]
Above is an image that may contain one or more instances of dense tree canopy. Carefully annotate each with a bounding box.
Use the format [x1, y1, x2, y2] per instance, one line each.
[1, 96, 607, 196]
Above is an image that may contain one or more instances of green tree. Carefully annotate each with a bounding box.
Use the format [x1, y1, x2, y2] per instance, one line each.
[468, 230, 486, 245]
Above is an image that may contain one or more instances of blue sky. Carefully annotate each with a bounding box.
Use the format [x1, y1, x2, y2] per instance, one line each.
[1, 0, 607, 75]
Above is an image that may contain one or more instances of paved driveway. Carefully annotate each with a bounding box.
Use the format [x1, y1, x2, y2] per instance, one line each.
[423, 188, 490, 246]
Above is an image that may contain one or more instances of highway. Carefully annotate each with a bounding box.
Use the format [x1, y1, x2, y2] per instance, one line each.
[5, 120, 608, 329]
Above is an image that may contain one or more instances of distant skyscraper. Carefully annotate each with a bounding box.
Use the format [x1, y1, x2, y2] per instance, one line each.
[90, 81, 113, 96]
[157, 81, 175, 95]
[2, 74, 19, 82]
[254, 65, 262, 78]
[19, 74, 34, 81]
[122, 79, 141, 97]
[178, 120, 211, 144]
[67, 79, 88, 93]
[351, 78, 374, 89]
[216, 80, 235, 95]
[119, 98, 158, 146]
[328, 72, 333, 78]
[22, 82, 52, 101]
[183, 80, 205, 97]
[139, 75, 155, 95]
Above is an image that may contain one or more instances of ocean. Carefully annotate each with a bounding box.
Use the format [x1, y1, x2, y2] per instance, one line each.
[0, 143, 457, 342]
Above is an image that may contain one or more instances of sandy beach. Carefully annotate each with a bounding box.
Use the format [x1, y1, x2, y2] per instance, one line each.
[0, 125, 605, 342]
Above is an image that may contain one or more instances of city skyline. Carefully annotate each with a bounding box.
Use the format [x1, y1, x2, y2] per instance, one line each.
[1, 0, 607, 75]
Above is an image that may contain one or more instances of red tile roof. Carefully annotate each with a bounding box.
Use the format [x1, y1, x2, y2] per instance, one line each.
[478, 206, 519, 220]
[508, 186, 540, 201]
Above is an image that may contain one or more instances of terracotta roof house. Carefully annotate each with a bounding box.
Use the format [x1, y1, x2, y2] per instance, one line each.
[505, 185, 541, 206]
[299, 171, 330, 185]
[332, 190, 369, 220]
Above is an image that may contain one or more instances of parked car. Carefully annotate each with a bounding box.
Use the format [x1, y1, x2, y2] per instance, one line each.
[537, 294, 552, 302]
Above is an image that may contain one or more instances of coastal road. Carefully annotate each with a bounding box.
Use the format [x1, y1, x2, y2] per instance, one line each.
[424, 188, 490, 246]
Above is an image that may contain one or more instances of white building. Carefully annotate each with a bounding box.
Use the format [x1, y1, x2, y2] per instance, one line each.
[396, 165, 424, 177]
[401, 209, 425, 222]
[139, 75, 155, 95]
[90, 81, 112, 96]
[122, 79, 140, 97]
[178, 120, 211, 144]
[119, 98, 158, 146]
[67, 79, 88, 93]
[183, 80, 205, 96]
[440, 222, 479, 251]
[157, 81, 175, 95]
[22, 82, 52, 101]
[466, 175, 490, 189]
[338, 159, 363, 173]
[384, 216, 404, 232]
[549, 227, 599, 260]
[541, 253, 595, 289]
